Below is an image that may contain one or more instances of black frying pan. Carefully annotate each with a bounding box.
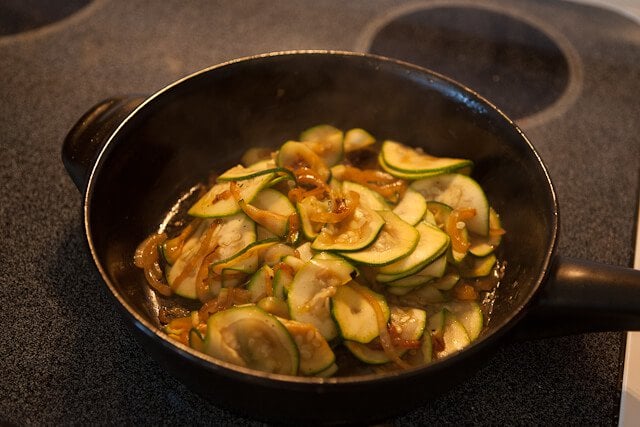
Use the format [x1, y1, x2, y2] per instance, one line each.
[62, 51, 640, 425]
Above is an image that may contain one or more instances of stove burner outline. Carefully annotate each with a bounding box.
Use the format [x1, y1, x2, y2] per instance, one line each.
[354, 0, 583, 130]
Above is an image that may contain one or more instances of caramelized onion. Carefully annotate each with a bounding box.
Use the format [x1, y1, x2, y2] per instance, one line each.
[134, 233, 172, 296]
[340, 165, 407, 202]
[446, 208, 476, 253]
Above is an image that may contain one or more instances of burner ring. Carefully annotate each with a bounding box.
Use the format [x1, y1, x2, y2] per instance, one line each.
[354, 0, 583, 129]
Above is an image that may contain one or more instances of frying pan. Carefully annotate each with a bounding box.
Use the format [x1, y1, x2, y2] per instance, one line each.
[62, 51, 640, 425]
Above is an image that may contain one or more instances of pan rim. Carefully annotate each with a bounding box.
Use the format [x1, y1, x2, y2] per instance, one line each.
[82, 49, 560, 386]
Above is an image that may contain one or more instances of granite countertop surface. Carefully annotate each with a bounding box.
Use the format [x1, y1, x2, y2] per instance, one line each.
[1, 0, 639, 424]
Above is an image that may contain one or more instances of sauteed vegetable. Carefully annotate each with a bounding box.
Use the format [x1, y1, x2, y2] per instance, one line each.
[134, 125, 506, 377]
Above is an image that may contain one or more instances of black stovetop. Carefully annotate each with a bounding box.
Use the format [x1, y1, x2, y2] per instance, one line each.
[2, 0, 639, 424]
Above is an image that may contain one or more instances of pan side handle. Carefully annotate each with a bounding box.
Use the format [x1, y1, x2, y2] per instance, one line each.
[62, 96, 146, 193]
[513, 256, 640, 339]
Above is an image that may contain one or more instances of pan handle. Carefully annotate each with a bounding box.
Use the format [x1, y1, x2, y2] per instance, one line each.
[513, 256, 640, 339]
[62, 96, 146, 193]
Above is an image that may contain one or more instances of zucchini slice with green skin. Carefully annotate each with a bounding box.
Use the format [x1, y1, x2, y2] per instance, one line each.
[247, 188, 296, 237]
[331, 283, 390, 344]
[407, 285, 446, 304]
[189, 327, 206, 352]
[273, 267, 294, 299]
[426, 201, 452, 228]
[344, 128, 375, 152]
[459, 253, 497, 278]
[378, 153, 441, 180]
[204, 305, 299, 375]
[311, 205, 385, 252]
[300, 124, 344, 167]
[430, 272, 460, 291]
[296, 196, 328, 240]
[339, 211, 419, 266]
[381, 140, 473, 175]
[344, 306, 427, 364]
[437, 309, 471, 359]
[376, 222, 449, 281]
[247, 265, 274, 302]
[189, 172, 274, 218]
[167, 215, 256, 299]
[342, 181, 389, 211]
[210, 238, 278, 276]
[392, 188, 427, 225]
[410, 174, 490, 236]
[469, 207, 503, 256]
[217, 159, 285, 181]
[384, 273, 433, 288]
[279, 317, 336, 375]
[442, 301, 483, 340]
[277, 141, 330, 182]
[287, 255, 357, 340]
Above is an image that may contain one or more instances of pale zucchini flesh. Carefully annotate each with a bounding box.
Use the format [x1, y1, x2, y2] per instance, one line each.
[410, 173, 490, 236]
[312, 205, 385, 252]
[339, 210, 419, 266]
[381, 140, 473, 174]
[204, 305, 299, 375]
[331, 284, 390, 343]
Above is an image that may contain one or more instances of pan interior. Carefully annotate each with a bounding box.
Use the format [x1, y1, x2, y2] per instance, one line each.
[87, 52, 558, 377]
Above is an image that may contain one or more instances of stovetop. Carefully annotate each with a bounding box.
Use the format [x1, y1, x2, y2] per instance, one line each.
[1, 0, 639, 424]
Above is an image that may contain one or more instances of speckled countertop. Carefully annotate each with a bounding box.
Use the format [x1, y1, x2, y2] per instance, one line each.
[1, 0, 639, 424]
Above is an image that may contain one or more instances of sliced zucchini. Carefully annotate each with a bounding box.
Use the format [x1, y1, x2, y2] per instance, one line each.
[279, 317, 336, 375]
[296, 196, 329, 240]
[217, 159, 280, 181]
[339, 211, 418, 266]
[210, 238, 277, 276]
[408, 285, 446, 304]
[343, 340, 390, 365]
[443, 301, 483, 340]
[459, 253, 497, 278]
[168, 215, 255, 299]
[245, 188, 296, 237]
[392, 188, 427, 225]
[385, 284, 419, 295]
[189, 327, 206, 352]
[469, 208, 503, 256]
[384, 273, 433, 288]
[378, 154, 442, 180]
[415, 254, 447, 278]
[376, 222, 449, 281]
[311, 205, 385, 252]
[381, 140, 472, 175]
[287, 255, 356, 340]
[262, 243, 296, 266]
[277, 140, 330, 182]
[344, 128, 375, 152]
[331, 283, 390, 344]
[410, 174, 489, 236]
[426, 201, 452, 228]
[257, 296, 290, 318]
[189, 172, 274, 218]
[273, 266, 294, 299]
[344, 306, 426, 364]
[300, 124, 344, 167]
[315, 362, 339, 377]
[342, 181, 389, 211]
[437, 309, 471, 359]
[430, 272, 460, 291]
[247, 265, 274, 302]
[204, 305, 299, 375]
